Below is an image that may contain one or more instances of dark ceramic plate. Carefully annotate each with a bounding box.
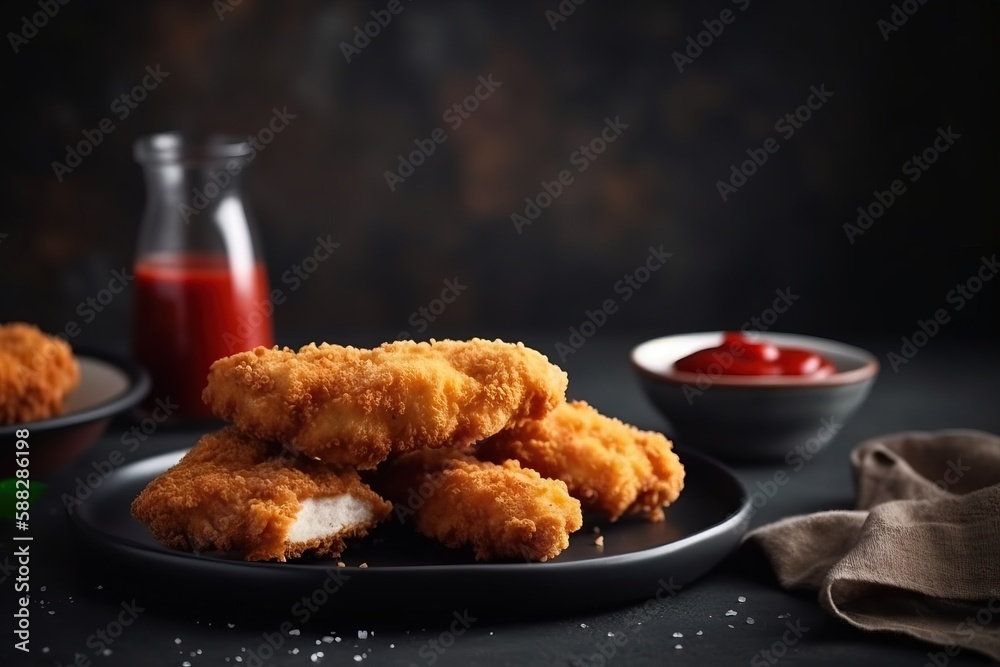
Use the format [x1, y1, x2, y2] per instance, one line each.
[69, 446, 750, 613]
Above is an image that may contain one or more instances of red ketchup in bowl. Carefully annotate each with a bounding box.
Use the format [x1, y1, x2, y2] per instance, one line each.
[673, 332, 836, 378]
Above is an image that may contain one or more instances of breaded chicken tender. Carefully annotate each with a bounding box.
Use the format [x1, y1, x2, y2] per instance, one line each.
[131, 428, 392, 562]
[477, 401, 685, 522]
[0, 322, 80, 424]
[202, 339, 568, 469]
[374, 449, 583, 562]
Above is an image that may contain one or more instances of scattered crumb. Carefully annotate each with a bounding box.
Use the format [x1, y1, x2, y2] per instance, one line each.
[746, 617, 755, 625]
[778, 613, 791, 619]
[725, 610, 737, 617]
[183, 662, 191, 667]
[352, 656, 362, 663]
[696, 630, 703, 636]
[311, 652, 324, 663]
[592, 526, 601, 534]
[228, 623, 235, 628]
[359, 563, 368, 569]
[338, 562, 346, 568]
[728, 624, 735, 629]
[322, 636, 334, 643]
[292, 648, 300, 654]
[738, 595, 747, 603]
[607, 632, 614, 637]
[580, 623, 588, 629]
[672, 632, 683, 638]
[289, 629, 301, 636]
[674, 644, 683, 649]
[175, 638, 182, 644]
[335, 637, 342, 643]
[594, 536, 605, 547]
[390, 644, 395, 649]
[102, 649, 112, 656]
[358, 630, 369, 639]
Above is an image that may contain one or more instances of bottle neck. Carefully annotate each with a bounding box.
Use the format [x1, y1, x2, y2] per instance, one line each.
[136, 157, 258, 262]
[142, 158, 249, 223]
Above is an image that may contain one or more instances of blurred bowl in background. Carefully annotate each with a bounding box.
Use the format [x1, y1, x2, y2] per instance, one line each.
[631, 332, 878, 463]
[1, 350, 149, 477]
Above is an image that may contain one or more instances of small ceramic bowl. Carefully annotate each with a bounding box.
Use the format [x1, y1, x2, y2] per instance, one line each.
[0, 349, 149, 477]
[631, 332, 879, 463]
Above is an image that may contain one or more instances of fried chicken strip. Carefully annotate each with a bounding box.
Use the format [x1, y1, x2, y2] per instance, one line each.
[374, 449, 583, 562]
[202, 339, 568, 469]
[477, 401, 685, 522]
[131, 428, 392, 562]
[0, 322, 80, 424]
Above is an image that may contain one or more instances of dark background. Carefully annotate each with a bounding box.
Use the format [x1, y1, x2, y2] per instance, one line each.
[2, 0, 998, 356]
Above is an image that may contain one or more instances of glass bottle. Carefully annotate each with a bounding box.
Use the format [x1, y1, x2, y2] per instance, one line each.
[132, 133, 274, 419]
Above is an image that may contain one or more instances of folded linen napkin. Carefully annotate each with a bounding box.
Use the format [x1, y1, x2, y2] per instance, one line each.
[746, 430, 1000, 660]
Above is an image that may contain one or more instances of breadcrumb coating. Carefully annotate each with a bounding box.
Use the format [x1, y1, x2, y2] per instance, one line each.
[478, 401, 685, 521]
[202, 339, 568, 469]
[374, 448, 583, 562]
[131, 428, 392, 562]
[0, 322, 80, 424]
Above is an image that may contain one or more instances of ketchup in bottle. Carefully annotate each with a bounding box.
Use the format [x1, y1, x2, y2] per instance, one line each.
[132, 134, 274, 419]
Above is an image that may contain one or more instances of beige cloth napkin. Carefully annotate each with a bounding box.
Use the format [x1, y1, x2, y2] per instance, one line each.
[746, 430, 1000, 660]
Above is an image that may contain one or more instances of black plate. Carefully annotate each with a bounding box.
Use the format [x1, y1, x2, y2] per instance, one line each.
[70, 446, 750, 613]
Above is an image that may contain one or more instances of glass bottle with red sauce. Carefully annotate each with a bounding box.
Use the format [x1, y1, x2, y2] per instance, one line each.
[132, 134, 274, 419]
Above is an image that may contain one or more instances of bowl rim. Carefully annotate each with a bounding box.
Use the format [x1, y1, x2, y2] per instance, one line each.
[631, 331, 880, 389]
[0, 347, 150, 435]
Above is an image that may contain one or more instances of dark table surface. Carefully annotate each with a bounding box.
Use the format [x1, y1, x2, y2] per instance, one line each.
[5, 332, 998, 667]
